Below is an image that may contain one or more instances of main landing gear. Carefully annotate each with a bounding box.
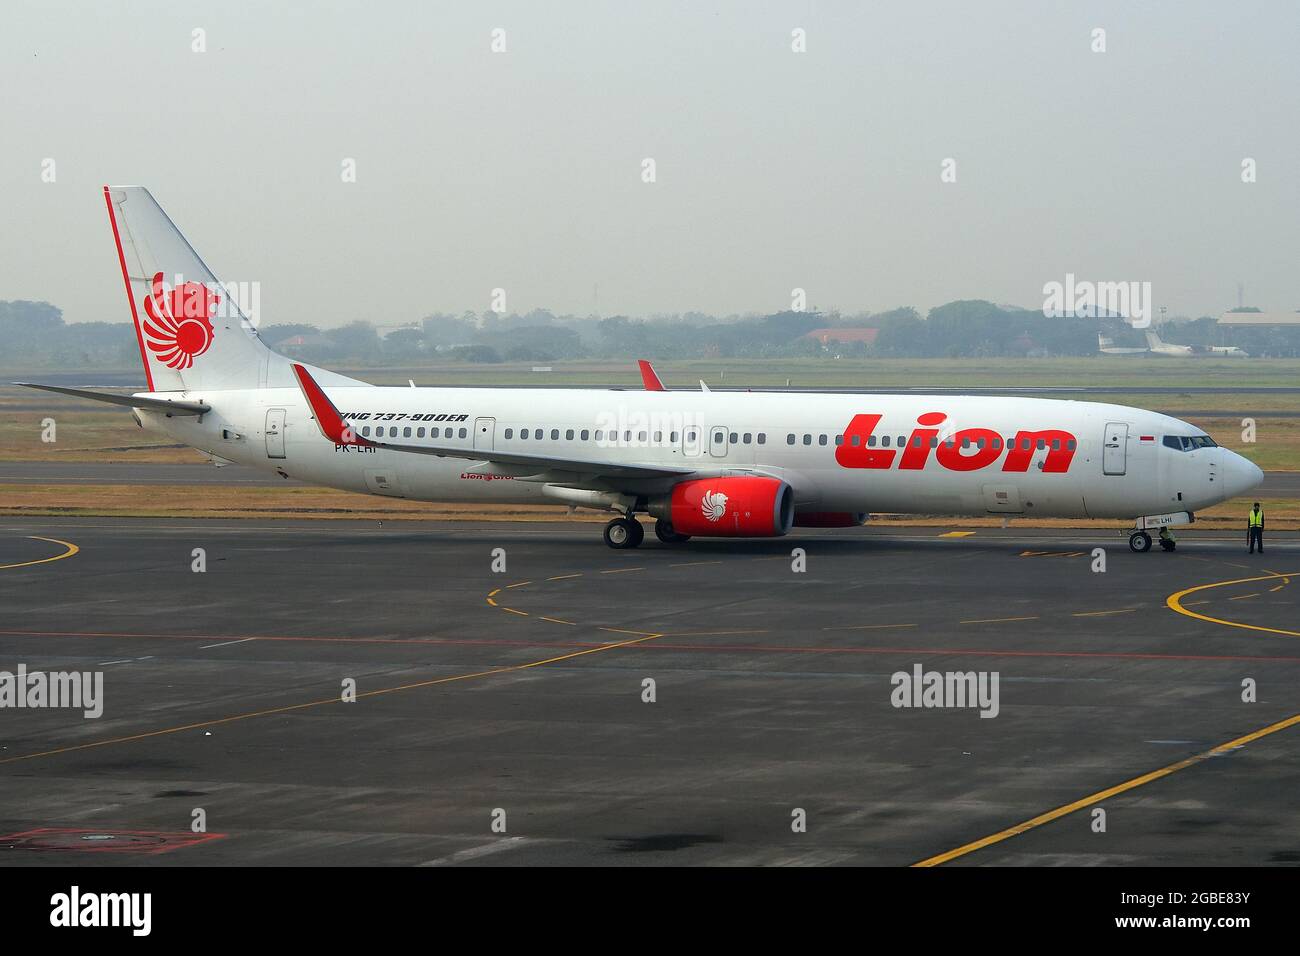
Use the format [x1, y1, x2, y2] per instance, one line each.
[654, 519, 690, 544]
[602, 516, 692, 548]
[603, 516, 644, 549]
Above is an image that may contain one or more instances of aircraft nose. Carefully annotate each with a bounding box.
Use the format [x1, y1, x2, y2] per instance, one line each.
[1223, 452, 1264, 499]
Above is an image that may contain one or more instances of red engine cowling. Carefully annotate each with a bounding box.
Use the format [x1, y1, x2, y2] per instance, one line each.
[793, 512, 868, 528]
[658, 477, 794, 537]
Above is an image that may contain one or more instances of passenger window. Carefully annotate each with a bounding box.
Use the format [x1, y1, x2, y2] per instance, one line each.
[1067, 439, 1076, 450]
[715, 431, 724, 444]
[868, 435, 877, 447]
[1036, 439, 1045, 450]
[551, 429, 560, 440]
[670, 431, 678, 442]
[401, 426, 410, 438]
[992, 438, 1001, 450]
[595, 430, 603, 442]
[416, 427, 425, 438]
[1051, 439, 1060, 450]
[975, 438, 984, 449]
[913, 436, 922, 448]
[376, 426, 385, 437]
[961, 437, 970, 449]
[1022, 438, 1031, 450]
[802, 434, 812, 445]
[533, 429, 541, 440]
[757, 433, 766, 444]
[728, 432, 737, 444]
[362, 426, 371, 436]
[654, 431, 662, 443]
[743, 433, 752, 444]
[851, 435, 861, 447]
[566, 429, 574, 440]
[504, 428, 513, 439]
[882, 436, 891, 447]
[930, 437, 938, 448]
[818, 434, 828, 446]
[787, 434, 796, 445]
[639, 431, 647, 443]
[834, 434, 844, 446]
[581, 429, 590, 441]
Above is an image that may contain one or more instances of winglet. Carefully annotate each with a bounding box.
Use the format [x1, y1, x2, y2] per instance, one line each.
[292, 363, 372, 446]
[637, 360, 665, 391]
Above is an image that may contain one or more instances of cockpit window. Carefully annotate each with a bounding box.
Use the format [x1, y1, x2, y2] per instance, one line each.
[1163, 435, 1218, 452]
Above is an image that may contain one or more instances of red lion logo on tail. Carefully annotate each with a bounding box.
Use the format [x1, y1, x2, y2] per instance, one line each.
[142, 272, 219, 370]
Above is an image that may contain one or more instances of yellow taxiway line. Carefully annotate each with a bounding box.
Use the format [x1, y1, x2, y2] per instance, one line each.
[0, 536, 79, 571]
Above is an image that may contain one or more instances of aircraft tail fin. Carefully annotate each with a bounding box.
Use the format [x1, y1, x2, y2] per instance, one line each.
[104, 185, 274, 392]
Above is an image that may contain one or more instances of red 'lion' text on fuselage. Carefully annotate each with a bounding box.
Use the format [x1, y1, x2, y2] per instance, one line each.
[834, 413, 1078, 473]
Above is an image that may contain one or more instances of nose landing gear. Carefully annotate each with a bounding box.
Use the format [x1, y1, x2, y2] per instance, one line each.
[1128, 530, 1152, 553]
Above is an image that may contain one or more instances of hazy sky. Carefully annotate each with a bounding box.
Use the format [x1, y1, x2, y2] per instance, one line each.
[3, 0, 1297, 327]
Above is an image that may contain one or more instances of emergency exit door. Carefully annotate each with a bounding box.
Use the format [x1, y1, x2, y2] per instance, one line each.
[710, 425, 729, 457]
[1102, 422, 1127, 476]
[474, 417, 495, 450]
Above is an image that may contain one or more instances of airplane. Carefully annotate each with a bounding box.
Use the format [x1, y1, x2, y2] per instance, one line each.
[1096, 333, 1148, 356]
[1097, 331, 1249, 358]
[1144, 330, 1249, 358]
[18, 186, 1265, 553]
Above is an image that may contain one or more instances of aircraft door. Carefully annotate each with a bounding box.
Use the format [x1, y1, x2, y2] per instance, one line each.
[265, 408, 286, 459]
[1102, 422, 1128, 476]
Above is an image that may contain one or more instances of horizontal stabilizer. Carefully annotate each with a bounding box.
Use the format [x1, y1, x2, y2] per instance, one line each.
[14, 382, 211, 416]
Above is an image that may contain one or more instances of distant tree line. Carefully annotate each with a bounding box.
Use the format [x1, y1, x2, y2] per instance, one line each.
[3, 297, 1298, 368]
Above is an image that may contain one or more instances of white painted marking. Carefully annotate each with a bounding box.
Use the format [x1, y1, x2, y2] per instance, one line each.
[419, 836, 530, 866]
[199, 637, 257, 650]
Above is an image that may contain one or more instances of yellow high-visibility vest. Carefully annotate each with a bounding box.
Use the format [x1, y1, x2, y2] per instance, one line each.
[1249, 509, 1264, 527]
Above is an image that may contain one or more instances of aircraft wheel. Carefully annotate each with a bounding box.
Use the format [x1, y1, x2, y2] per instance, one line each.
[1129, 531, 1152, 553]
[654, 519, 691, 544]
[604, 517, 643, 549]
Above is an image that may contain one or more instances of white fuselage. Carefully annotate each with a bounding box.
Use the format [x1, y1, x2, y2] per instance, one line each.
[144, 385, 1263, 522]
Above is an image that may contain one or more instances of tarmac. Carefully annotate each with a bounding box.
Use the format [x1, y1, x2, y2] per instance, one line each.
[1, 517, 1297, 865]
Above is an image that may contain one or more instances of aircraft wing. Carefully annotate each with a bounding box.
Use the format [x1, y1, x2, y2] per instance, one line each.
[291, 364, 693, 481]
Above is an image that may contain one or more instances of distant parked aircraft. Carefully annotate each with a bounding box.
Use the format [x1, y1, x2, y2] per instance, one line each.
[1143, 330, 1249, 358]
[1097, 333, 1147, 355]
[1097, 331, 1248, 358]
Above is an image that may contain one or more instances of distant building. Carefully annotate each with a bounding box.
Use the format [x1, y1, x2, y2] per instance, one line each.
[805, 327, 879, 346]
[277, 334, 332, 355]
[1219, 311, 1300, 326]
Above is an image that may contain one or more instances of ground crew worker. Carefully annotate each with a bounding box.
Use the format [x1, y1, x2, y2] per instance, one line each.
[1248, 502, 1264, 554]
[1159, 526, 1176, 551]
